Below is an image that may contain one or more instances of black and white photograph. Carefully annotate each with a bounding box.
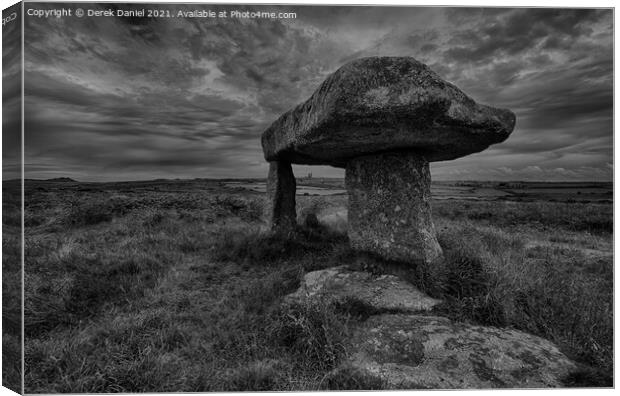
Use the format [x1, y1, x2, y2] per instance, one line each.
[1, 1, 615, 393]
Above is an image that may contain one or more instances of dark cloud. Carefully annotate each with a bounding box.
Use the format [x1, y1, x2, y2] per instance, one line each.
[10, 4, 612, 182]
[3, 3, 22, 180]
[444, 9, 604, 63]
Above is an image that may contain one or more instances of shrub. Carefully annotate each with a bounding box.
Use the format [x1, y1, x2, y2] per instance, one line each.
[142, 210, 165, 227]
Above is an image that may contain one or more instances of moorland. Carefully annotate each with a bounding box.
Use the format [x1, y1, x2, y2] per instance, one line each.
[2, 177, 613, 392]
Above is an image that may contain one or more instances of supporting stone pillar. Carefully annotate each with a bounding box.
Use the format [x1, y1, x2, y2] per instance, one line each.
[266, 160, 297, 234]
[345, 152, 443, 264]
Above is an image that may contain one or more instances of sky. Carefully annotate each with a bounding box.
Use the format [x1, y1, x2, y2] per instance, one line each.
[6, 3, 613, 181]
[2, 2, 21, 181]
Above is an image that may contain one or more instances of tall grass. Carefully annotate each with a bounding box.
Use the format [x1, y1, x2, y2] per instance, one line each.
[209, 222, 350, 271]
[428, 222, 613, 385]
[23, 190, 360, 392]
[21, 184, 613, 391]
[3, 183, 23, 393]
[433, 200, 612, 234]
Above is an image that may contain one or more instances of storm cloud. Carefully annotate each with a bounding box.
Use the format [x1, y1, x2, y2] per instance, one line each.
[11, 4, 613, 181]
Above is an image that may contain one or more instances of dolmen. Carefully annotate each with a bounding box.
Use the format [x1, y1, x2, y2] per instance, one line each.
[261, 57, 516, 264]
[262, 58, 580, 389]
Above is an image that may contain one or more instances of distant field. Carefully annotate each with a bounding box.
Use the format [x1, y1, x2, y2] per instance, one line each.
[431, 181, 613, 203]
[4, 178, 612, 392]
[222, 178, 612, 203]
[18, 177, 613, 203]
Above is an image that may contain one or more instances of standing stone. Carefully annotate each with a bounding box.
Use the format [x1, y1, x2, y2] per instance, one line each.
[346, 152, 442, 264]
[266, 161, 297, 234]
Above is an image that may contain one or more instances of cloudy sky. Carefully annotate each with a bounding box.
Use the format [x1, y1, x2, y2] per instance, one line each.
[11, 4, 613, 181]
[2, 2, 21, 181]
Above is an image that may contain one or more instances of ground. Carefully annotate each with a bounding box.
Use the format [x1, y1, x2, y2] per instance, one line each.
[2, 177, 613, 392]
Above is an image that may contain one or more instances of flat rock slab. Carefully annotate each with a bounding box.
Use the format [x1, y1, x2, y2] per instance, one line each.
[262, 57, 516, 167]
[286, 267, 441, 312]
[345, 314, 576, 389]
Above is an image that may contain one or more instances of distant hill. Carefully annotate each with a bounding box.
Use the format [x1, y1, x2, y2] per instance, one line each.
[18, 177, 78, 182]
[46, 177, 77, 182]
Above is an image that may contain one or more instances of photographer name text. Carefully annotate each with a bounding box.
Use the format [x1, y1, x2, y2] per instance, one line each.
[26, 8, 297, 20]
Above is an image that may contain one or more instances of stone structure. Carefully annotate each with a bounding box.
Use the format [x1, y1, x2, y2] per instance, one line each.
[261, 57, 516, 263]
[265, 161, 296, 234]
[346, 153, 440, 263]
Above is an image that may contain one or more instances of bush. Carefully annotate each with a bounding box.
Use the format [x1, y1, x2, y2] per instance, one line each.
[142, 210, 165, 227]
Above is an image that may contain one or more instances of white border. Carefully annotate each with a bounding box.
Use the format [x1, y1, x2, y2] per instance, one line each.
[0, 1, 616, 396]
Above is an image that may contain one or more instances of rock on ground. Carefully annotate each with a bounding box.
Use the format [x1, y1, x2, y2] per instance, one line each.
[286, 266, 441, 312]
[285, 267, 576, 390]
[348, 314, 576, 389]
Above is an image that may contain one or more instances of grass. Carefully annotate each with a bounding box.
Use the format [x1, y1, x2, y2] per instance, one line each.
[209, 222, 349, 269]
[3, 183, 23, 393]
[21, 186, 358, 392]
[433, 200, 612, 234]
[24, 266, 355, 392]
[268, 298, 351, 372]
[13, 180, 614, 391]
[427, 221, 613, 385]
[319, 364, 386, 390]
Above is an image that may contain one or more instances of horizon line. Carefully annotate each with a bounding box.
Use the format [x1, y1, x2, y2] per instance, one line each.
[4, 177, 614, 184]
